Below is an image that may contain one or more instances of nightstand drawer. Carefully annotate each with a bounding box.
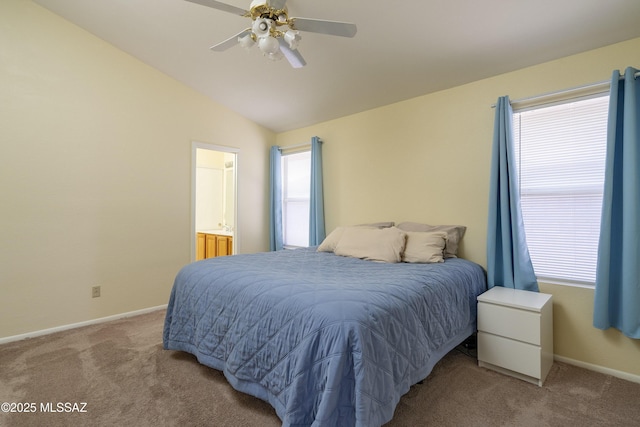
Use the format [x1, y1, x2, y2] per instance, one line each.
[478, 302, 541, 345]
[478, 332, 542, 378]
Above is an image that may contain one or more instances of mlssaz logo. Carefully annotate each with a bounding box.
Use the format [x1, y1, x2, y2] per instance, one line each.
[40, 402, 88, 413]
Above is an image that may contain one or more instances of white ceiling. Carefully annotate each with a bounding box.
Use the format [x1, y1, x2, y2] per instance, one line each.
[33, 0, 640, 133]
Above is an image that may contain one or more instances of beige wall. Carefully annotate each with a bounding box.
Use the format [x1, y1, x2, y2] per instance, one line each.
[277, 38, 640, 377]
[0, 0, 274, 338]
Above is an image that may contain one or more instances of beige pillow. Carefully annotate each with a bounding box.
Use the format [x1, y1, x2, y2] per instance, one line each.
[356, 221, 395, 228]
[402, 231, 447, 263]
[317, 223, 394, 252]
[334, 227, 407, 263]
[397, 222, 466, 258]
[317, 226, 346, 252]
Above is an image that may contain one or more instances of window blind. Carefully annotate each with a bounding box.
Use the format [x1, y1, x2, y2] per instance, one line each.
[513, 94, 609, 285]
[281, 150, 311, 247]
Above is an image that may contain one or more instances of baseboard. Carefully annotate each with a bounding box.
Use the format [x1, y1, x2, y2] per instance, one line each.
[0, 305, 168, 345]
[554, 354, 640, 384]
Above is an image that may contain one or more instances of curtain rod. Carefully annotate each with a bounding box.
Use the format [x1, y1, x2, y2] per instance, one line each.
[491, 71, 640, 109]
[279, 142, 309, 150]
[278, 139, 323, 151]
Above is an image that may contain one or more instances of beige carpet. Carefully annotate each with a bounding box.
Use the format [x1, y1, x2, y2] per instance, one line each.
[1, 309, 639, 427]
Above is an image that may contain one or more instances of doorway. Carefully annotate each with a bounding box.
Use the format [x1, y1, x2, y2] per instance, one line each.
[191, 142, 239, 261]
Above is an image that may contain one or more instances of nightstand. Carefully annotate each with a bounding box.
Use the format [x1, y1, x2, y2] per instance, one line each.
[477, 286, 553, 386]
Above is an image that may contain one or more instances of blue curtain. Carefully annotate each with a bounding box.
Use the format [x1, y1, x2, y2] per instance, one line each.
[486, 96, 539, 292]
[309, 136, 326, 246]
[593, 67, 640, 339]
[269, 146, 283, 251]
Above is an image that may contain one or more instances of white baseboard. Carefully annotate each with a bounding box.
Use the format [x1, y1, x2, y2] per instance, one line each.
[554, 354, 640, 384]
[0, 305, 167, 345]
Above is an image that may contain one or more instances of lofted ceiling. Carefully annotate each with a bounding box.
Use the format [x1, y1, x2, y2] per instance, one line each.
[33, 0, 640, 133]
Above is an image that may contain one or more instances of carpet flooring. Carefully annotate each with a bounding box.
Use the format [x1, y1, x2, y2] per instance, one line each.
[1, 309, 639, 426]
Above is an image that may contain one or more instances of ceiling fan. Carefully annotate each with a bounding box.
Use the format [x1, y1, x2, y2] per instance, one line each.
[185, 0, 357, 68]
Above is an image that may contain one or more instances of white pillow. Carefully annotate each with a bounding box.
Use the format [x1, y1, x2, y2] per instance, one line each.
[402, 231, 447, 263]
[334, 227, 407, 263]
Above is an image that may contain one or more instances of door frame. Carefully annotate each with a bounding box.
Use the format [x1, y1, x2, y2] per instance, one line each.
[191, 141, 240, 261]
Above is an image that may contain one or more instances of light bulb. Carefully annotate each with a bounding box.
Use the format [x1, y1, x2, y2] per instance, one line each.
[238, 34, 255, 50]
[266, 50, 283, 62]
[258, 36, 280, 55]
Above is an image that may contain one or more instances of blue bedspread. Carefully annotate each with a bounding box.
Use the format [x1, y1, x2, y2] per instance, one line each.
[163, 248, 486, 426]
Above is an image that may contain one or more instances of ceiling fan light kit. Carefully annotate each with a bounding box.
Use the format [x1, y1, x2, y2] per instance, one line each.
[283, 29, 301, 50]
[238, 33, 255, 49]
[185, 0, 357, 68]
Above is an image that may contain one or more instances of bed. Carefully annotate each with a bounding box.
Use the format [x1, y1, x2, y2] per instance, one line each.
[163, 230, 486, 426]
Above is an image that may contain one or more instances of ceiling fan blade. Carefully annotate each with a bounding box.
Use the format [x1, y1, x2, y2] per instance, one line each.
[210, 29, 251, 51]
[278, 38, 306, 68]
[184, 0, 248, 16]
[289, 18, 357, 38]
[268, 0, 288, 10]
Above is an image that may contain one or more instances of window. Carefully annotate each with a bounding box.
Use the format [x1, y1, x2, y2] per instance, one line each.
[281, 150, 311, 247]
[513, 94, 609, 286]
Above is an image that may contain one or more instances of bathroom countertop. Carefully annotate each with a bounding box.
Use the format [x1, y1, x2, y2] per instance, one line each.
[197, 229, 233, 237]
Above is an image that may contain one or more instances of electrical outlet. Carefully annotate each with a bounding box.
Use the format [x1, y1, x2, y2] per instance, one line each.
[92, 286, 101, 298]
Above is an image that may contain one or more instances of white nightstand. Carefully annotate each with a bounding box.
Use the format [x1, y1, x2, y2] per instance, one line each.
[477, 286, 553, 386]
